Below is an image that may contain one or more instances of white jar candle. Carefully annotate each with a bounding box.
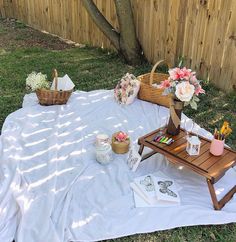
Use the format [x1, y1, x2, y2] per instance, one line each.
[96, 134, 110, 146]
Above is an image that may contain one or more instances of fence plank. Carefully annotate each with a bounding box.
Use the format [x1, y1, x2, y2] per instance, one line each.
[219, 0, 236, 90]
[209, 0, 233, 89]
[0, 0, 4, 17]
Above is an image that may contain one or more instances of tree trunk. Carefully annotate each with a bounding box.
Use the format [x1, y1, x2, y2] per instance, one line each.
[114, 0, 143, 65]
[81, 0, 143, 65]
[81, 0, 120, 50]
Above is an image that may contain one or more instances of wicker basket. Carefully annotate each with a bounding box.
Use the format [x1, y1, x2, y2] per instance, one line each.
[137, 60, 171, 107]
[111, 132, 130, 154]
[36, 69, 73, 106]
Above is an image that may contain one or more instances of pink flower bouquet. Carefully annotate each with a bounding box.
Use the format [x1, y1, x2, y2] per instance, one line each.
[158, 67, 205, 109]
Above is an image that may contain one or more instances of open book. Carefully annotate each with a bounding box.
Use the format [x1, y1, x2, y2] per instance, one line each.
[131, 174, 180, 207]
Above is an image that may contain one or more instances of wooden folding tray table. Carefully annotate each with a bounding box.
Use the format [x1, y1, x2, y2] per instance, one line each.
[138, 128, 236, 210]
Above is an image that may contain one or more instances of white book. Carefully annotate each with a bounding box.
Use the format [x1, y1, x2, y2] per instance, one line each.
[132, 187, 152, 207]
[133, 174, 157, 205]
[152, 175, 180, 204]
[130, 182, 152, 205]
[131, 184, 180, 208]
[131, 173, 181, 207]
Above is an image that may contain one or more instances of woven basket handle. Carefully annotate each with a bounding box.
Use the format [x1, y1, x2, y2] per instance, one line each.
[149, 60, 169, 85]
[53, 69, 58, 91]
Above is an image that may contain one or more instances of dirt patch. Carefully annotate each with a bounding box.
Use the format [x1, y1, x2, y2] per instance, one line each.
[0, 18, 75, 50]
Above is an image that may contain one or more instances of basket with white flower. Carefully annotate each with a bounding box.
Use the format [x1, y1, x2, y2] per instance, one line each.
[158, 67, 205, 135]
[26, 69, 73, 106]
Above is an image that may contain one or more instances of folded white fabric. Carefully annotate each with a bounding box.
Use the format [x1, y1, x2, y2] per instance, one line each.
[0, 90, 235, 242]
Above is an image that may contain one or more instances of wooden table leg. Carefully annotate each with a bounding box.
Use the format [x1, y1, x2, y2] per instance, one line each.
[141, 151, 157, 162]
[207, 178, 236, 210]
[138, 142, 157, 162]
[207, 179, 221, 210]
[138, 144, 144, 155]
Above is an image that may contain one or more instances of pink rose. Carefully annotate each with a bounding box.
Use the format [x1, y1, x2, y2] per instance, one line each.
[169, 68, 181, 80]
[190, 75, 198, 84]
[169, 67, 192, 81]
[115, 132, 129, 142]
[180, 67, 192, 80]
[195, 85, 205, 95]
[159, 79, 171, 88]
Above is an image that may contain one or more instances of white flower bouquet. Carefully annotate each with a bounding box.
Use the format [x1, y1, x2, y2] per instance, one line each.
[114, 73, 140, 105]
[26, 72, 50, 91]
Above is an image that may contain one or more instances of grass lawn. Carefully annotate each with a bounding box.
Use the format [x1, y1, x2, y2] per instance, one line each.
[0, 18, 236, 242]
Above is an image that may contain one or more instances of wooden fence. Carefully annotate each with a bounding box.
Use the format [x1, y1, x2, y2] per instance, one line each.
[1, 0, 236, 91]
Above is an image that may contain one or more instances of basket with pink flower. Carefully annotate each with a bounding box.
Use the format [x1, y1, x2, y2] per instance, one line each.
[158, 65, 205, 135]
[112, 131, 130, 154]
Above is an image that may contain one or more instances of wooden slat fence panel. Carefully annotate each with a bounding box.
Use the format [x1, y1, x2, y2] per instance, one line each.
[0, 0, 235, 91]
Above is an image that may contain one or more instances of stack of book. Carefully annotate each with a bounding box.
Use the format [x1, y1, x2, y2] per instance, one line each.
[130, 174, 181, 207]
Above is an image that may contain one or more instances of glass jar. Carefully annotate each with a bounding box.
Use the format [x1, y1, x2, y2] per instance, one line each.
[95, 143, 113, 165]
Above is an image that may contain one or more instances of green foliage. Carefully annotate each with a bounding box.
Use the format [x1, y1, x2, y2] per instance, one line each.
[0, 26, 6, 34]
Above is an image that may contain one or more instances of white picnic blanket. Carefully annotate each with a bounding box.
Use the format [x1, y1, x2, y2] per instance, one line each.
[0, 90, 235, 242]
